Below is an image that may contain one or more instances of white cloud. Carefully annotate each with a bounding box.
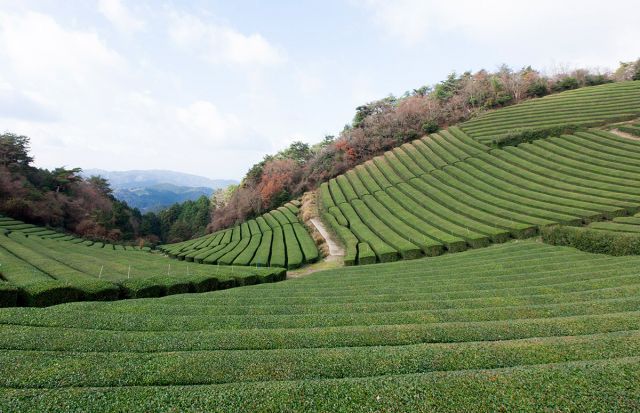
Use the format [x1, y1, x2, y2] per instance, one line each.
[0, 10, 267, 178]
[168, 12, 285, 67]
[98, 0, 145, 33]
[295, 70, 324, 96]
[359, 0, 640, 68]
[175, 100, 262, 150]
[0, 11, 125, 89]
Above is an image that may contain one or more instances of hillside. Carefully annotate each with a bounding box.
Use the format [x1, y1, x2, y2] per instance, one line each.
[3, 78, 640, 411]
[461, 81, 640, 144]
[2, 242, 640, 410]
[316, 81, 640, 265]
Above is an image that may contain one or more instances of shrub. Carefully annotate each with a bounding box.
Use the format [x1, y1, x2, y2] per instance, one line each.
[493, 125, 582, 147]
[492, 115, 640, 147]
[0, 282, 18, 307]
[541, 225, 640, 256]
[357, 243, 377, 265]
[120, 278, 167, 299]
[421, 121, 439, 134]
[527, 80, 549, 97]
[552, 77, 579, 92]
[18, 280, 83, 307]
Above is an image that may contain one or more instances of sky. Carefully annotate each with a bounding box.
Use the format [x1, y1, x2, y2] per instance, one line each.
[0, 0, 638, 180]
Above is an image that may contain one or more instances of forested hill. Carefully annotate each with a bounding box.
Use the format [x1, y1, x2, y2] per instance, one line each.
[0, 133, 150, 242]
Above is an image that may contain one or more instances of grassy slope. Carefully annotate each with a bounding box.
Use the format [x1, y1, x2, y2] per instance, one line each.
[313, 82, 640, 266]
[460, 80, 640, 143]
[320, 126, 640, 265]
[1, 241, 640, 410]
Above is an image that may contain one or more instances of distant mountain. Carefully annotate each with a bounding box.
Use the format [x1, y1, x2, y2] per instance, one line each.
[81, 169, 237, 213]
[82, 169, 236, 190]
[113, 184, 214, 213]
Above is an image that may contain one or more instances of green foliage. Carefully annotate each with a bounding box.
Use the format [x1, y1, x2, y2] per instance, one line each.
[356, 242, 376, 265]
[434, 72, 460, 101]
[421, 120, 439, 134]
[277, 141, 312, 164]
[541, 225, 640, 255]
[527, 79, 549, 97]
[0, 133, 33, 169]
[462, 81, 640, 144]
[0, 282, 18, 307]
[156, 195, 210, 243]
[552, 76, 579, 91]
[3, 242, 640, 410]
[0, 223, 287, 307]
[492, 125, 583, 147]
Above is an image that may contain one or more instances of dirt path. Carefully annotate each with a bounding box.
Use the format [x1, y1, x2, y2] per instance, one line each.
[310, 217, 344, 256]
[287, 218, 344, 278]
[610, 128, 640, 141]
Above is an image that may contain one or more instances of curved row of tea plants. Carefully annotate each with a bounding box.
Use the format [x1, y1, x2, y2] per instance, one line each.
[0, 228, 284, 307]
[1, 241, 640, 411]
[161, 201, 318, 269]
[320, 128, 640, 265]
[0, 215, 152, 251]
[460, 81, 640, 144]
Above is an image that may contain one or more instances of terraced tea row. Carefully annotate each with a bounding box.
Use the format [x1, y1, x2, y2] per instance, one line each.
[161, 201, 318, 269]
[0, 230, 284, 307]
[0, 216, 151, 251]
[461, 81, 640, 144]
[320, 128, 640, 265]
[1, 241, 639, 411]
[588, 211, 640, 234]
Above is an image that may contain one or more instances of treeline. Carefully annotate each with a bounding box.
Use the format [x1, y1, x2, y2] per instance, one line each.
[0, 133, 145, 242]
[210, 59, 640, 231]
[0, 133, 213, 245]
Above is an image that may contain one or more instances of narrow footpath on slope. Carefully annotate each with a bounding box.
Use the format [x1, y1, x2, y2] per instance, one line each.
[287, 217, 344, 278]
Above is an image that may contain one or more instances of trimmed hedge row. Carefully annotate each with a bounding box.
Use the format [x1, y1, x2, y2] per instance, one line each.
[0, 281, 17, 307]
[461, 81, 640, 142]
[119, 269, 286, 299]
[356, 242, 376, 265]
[163, 198, 319, 269]
[338, 203, 398, 263]
[491, 124, 584, 147]
[541, 225, 640, 256]
[0, 228, 289, 307]
[317, 124, 640, 266]
[4, 241, 640, 411]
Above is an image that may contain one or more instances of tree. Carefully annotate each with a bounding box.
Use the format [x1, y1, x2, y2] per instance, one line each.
[0, 133, 33, 170]
[51, 167, 82, 193]
[278, 141, 312, 164]
[87, 175, 113, 197]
